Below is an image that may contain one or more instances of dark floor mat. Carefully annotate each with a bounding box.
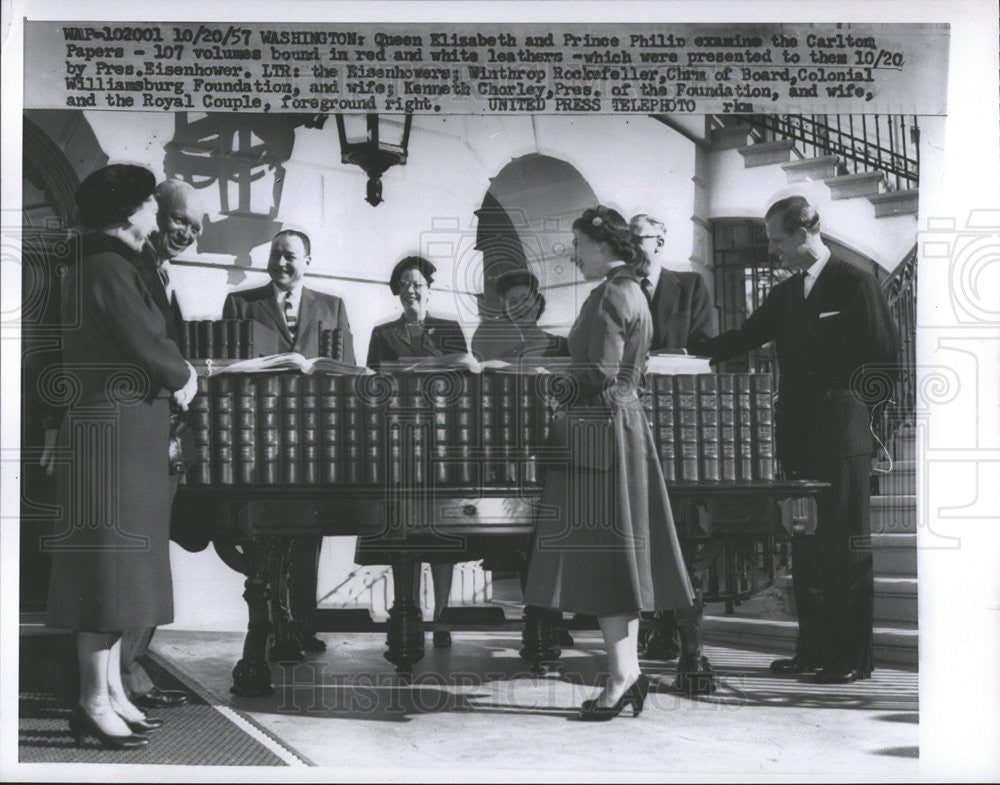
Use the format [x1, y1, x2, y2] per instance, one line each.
[19, 631, 290, 766]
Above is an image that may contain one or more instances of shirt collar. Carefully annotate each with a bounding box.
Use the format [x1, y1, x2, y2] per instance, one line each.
[805, 246, 831, 280]
[272, 281, 304, 305]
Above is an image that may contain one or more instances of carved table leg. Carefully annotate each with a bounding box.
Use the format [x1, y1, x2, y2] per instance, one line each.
[519, 605, 563, 674]
[674, 541, 717, 695]
[231, 538, 275, 696]
[268, 537, 304, 663]
[384, 554, 425, 674]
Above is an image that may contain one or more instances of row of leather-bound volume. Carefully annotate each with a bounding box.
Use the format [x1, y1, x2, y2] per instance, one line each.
[182, 372, 776, 487]
[179, 319, 258, 360]
[180, 319, 346, 360]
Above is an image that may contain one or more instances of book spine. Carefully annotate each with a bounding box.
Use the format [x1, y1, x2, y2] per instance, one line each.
[403, 374, 428, 486]
[239, 319, 253, 359]
[187, 321, 200, 360]
[673, 374, 700, 481]
[211, 375, 234, 485]
[717, 373, 737, 482]
[179, 320, 191, 358]
[212, 320, 228, 361]
[257, 375, 280, 484]
[231, 375, 257, 485]
[224, 319, 239, 360]
[386, 378, 403, 486]
[697, 375, 721, 482]
[751, 373, 776, 481]
[342, 379, 364, 484]
[280, 374, 301, 484]
[361, 378, 384, 485]
[430, 376, 451, 485]
[199, 320, 215, 360]
[455, 373, 476, 486]
[735, 373, 754, 481]
[497, 373, 518, 485]
[188, 375, 212, 484]
[319, 375, 340, 483]
[300, 375, 319, 484]
[479, 373, 496, 485]
[653, 374, 676, 482]
[518, 373, 538, 486]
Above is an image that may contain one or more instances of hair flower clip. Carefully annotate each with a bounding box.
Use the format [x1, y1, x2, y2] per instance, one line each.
[592, 216, 603, 227]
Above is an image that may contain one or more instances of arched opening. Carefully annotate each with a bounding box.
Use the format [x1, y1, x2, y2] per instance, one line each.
[474, 153, 597, 331]
[21, 114, 91, 611]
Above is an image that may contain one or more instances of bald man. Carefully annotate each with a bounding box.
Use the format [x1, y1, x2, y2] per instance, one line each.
[123, 179, 205, 709]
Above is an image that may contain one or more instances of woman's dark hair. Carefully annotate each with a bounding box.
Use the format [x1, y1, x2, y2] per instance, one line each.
[572, 205, 650, 276]
[75, 164, 157, 231]
[495, 268, 545, 319]
[389, 255, 436, 295]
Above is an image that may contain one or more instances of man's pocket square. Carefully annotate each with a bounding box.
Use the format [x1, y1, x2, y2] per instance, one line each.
[819, 311, 841, 318]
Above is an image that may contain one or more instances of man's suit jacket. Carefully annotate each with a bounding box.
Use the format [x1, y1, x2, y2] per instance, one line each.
[138, 242, 185, 346]
[691, 255, 899, 467]
[648, 268, 716, 353]
[366, 314, 467, 367]
[222, 284, 356, 364]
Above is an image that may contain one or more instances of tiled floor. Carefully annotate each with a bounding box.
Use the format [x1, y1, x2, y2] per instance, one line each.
[151, 629, 919, 779]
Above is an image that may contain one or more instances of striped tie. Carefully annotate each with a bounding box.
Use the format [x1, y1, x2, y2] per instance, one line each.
[283, 292, 298, 337]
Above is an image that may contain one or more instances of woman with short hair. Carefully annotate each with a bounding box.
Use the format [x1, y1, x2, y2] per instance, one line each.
[359, 256, 471, 648]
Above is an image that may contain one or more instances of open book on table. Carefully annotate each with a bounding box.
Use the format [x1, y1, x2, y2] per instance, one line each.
[193, 353, 371, 376]
[385, 353, 559, 374]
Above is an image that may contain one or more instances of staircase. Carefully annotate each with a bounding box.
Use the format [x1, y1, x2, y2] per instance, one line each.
[703, 425, 919, 668]
[703, 117, 918, 275]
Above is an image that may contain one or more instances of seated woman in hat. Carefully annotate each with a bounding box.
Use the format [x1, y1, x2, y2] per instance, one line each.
[472, 269, 568, 364]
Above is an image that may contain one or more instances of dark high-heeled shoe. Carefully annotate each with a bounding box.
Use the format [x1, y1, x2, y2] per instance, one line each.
[578, 674, 649, 721]
[68, 705, 150, 749]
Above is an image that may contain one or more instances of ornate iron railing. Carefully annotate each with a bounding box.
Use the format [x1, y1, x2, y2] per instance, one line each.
[712, 114, 920, 191]
[876, 244, 918, 458]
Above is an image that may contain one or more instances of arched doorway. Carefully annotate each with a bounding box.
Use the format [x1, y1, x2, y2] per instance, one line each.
[20, 115, 90, 610]
[474, 154, 597, 333]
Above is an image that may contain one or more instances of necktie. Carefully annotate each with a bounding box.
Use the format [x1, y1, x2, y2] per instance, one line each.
[157, 263, 174, 303]
[283, 291, 298, 337]
[802, 270, 815, 299]
[640, 276, 655, 309]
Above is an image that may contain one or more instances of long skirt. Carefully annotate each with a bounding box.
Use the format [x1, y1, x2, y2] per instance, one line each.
[45, 397, 175, 632]
[523, 405, 694, 616]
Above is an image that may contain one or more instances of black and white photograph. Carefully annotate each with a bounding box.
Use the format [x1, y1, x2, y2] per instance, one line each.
[2, 1, 998, 782]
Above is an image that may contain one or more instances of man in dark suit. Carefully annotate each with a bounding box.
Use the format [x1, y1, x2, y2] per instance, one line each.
[692, 196, 899, 683]
[630, 213, 719, 693]
[221, 230, 355, 363]
[631, 214, 715, 353]
[222, 229, 356, 654]
[119, 178, 204, 709]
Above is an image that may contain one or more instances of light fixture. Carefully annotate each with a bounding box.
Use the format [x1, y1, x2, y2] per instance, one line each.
[335, 114, 412, 206]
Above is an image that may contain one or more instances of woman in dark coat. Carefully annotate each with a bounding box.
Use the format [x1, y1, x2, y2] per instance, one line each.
[523, 206, 694, 720]
[358, 256, 469, 648]
[44, 165, 198, 748]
